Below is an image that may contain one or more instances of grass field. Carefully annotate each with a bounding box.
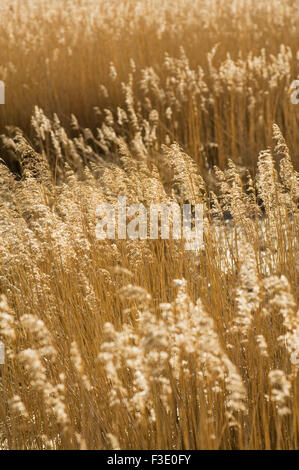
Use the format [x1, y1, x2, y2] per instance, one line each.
[0, 0, 298, 450]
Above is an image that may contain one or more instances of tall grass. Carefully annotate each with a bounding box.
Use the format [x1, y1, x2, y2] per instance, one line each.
[0, 0, 298, 171]
[0, 0, 298, 450]
[0, 122, 298, 449]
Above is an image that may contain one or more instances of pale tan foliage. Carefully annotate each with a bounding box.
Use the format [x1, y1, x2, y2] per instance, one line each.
[0, 123, 298, 449]
[0, 0, 298, 451]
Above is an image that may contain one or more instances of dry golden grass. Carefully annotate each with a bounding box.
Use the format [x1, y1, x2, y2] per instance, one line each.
[0, 0, 298, 171]
[0, 0, 298, 450]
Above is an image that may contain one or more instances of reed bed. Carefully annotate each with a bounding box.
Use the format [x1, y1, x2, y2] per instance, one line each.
[0, 0, 298, 450]
[0, 0, 298, 171]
